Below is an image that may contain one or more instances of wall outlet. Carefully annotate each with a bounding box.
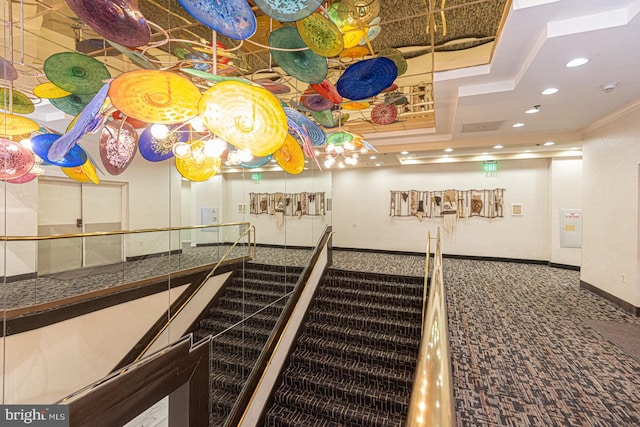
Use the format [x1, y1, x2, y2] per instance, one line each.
[622, 274, 626, 283]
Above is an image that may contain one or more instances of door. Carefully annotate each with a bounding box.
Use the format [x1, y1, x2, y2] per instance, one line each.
[38, 180, 83, 275]
[38, 179, 125, 275]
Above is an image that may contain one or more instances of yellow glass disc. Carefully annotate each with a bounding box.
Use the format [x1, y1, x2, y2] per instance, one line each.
[0, 114, 40, 135]
[33, 82, 72, 99]
[199, 81, 287, 157]
[175, 140, 222, 182]
[342, 25, 366, 49]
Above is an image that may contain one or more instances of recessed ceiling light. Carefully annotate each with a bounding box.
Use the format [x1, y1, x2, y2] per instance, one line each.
[375, 163, 382, 167]
[566, 57, 588, 67]
[444, 148, 453, 152]
[524, 149, 531, 153]
[482, 152, 489, 155]
[400, 150, 409, 155]
[493, 145, 503, 149]
[543, 141, 555, 146]
[542, 88, 558, 95]
[512, 122, 525, 128]
[369, 155, 377, 160]
[526, 105, 540, 114]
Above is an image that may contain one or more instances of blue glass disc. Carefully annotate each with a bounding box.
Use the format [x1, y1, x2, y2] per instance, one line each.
[138, 124, 187, 162]
[336, 57, 398, 100]
[240, 154, 272, 168]
[254, 0, 323, 22]
[177, 0, 257, 40]
[31, 133, 88, 167]
[285, 107, 326, 146]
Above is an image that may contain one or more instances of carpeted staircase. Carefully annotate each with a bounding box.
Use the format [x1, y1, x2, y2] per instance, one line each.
[192, 263, 303, 426]
[263, 268, 424, 427]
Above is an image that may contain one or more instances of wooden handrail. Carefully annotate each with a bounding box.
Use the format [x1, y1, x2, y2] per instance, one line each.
[406, 227, 456, 426]
[3, 222, 252, 240]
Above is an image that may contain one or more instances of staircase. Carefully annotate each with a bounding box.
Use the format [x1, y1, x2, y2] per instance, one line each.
[192, 263, 303, 426]
[264, 269, 424, 427]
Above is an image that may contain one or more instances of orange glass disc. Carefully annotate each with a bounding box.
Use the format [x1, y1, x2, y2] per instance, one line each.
[61, 159, 100, 184]
[109, 70, 201, 124]
[339, 46, 369, 61]
[33, 82, 72, 99]
[0, 114, 39, 135]
[274, 134, 304, 175]
[342, 101, 370, 110]
[175, 140, 222, 182]
[199, 81, 287, 157]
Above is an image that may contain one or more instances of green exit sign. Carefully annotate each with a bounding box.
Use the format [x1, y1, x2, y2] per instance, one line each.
[482, 160, 498, 172]
[251, 172, 262, 182]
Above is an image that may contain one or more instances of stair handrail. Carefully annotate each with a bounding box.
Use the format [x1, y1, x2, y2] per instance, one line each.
[132, 223, 256, 363]
[225, 225, 334, 427]
[406, 227, 456, 426]
[4, 222, 253, 241]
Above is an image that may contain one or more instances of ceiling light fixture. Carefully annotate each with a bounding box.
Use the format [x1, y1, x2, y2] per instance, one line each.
[493, 145, 503, 149]
[541, 88, 558, 95]
[525, 105, 540, 114]
[566, 57, 589, 67]
[444, 148, 453, 152]
[400, 150, 409, 155]
[512, 122, 525, 128]
[543, 141, 555, 146]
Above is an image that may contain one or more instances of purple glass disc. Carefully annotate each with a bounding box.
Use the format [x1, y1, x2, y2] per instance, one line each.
[66, 0, 151, 48]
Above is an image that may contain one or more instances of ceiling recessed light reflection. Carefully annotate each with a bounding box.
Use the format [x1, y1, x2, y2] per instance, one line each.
[566, 57, 588, 67]
[542, 88, 558, 95]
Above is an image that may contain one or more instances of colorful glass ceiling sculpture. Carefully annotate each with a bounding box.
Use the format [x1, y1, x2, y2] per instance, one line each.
[0, 0, 476, 183]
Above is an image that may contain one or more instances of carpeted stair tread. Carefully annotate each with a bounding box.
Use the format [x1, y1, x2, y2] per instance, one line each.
[316, 287, 422, 308]
[321, 280, 422, 298]
[303, 319, 420, 353]
[226, 278, 295, 293]
[307, 308, 420, 337]
[296, 334, 418, 372]
[222, 286, 290, 303]
[270, 385, 404, 427]
[313, 296, 420, 322]
[209, 350, 256, 376]
[210, 370, 247, 394]
[200, 318, 277, 342]
[210, 333, 268, 355]
[214, 295, 287, 312]
[263, 405, 325, 427]
[288, 351, 414, 395]
[205, 307, 286, 330]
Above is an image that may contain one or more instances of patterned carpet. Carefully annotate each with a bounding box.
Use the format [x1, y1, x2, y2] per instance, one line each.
[4, 245, 640, 426]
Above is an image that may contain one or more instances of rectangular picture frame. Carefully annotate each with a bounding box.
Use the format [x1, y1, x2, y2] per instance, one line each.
[511, 203, 523, 216]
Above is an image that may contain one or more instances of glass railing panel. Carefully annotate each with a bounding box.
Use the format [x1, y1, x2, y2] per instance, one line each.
[2, 224, 252, 311]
